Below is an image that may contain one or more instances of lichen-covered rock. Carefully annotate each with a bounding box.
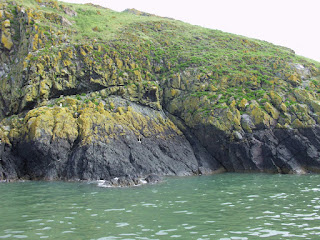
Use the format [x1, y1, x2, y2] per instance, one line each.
[0, 0, 320, 182]
[1, 19, 13, 50]
[0, 97, 222, 180]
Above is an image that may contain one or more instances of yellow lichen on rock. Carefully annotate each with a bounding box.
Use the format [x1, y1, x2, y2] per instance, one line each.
[248, 101, 271, 127]
[33, 33, 39, 50]
[280, 103, 287, 112]
[52, 107, 78, 142]
[286, 73, 301, 86]
[311, 100, 320, 113]
[2, 19, 10, 28]
[23, 107, 55, 140]
[291, 118, 304, 128]
[239, 98, 248, 110]
[1, 19, 13, 50]
[1, 32, 13, 50]
[264, 102, 279, 119]
[269, 91, 282, 108]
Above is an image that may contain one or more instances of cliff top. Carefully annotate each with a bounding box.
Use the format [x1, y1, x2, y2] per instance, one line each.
[1, 0, 320, 132]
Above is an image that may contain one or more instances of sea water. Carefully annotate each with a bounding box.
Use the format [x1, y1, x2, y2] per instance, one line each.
[0, 173, 319, 240]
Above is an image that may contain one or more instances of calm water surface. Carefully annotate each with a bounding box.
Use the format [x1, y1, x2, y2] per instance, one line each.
[0, 173, 320, 240]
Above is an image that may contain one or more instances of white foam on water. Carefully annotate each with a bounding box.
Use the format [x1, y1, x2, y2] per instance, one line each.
[264, 223, 273, 226]
[184, 226, 196, 230]
[26, 219, 42, 222]
[304, 226, 320, 231]
[36, 227, 52, 231]
[142, 203, 157, 207]
[270, 193, 288, 199]
[173, 210, 193, 214]
[104, 208, 125, 212]
[303, 217, 320, 220]
[155, 229, 177, 236]
[116, 222, 129, 228]
[4, 231, 24, 234]
[247, 195, 260, 198]
[0, 235, 11, 239]
[12, 235, 28, 239]
[97, 237, 121, 240]
[281, 223, 296, 226]
[257, 229, 291, 238]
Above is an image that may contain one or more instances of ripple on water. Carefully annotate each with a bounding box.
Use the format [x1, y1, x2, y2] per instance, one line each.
[155, 229, 177, 235]
[96, 237, 121, 240]
[36, 227, 51, 231]
[0, 235, 12, 239]
[141, 203, 158, 207]
[4, 231, 24, 234]
[26, 219, 42, 222]
[104, 208, 125, 212]
[184, 226, 196, 230]
[1, 174, 320, 240]
[12, 236, 28, 239]
[116, 222, 129, 228]
[173, 210, 193, 215]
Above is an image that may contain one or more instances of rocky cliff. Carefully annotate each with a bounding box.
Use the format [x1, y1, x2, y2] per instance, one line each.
[1, 0, 320, 183]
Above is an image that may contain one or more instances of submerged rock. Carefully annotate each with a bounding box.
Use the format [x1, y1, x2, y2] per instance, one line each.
[145, 174, 162, 184]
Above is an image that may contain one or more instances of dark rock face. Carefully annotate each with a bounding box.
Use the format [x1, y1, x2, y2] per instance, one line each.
[3, 125, 223, 182]
[1, 122, 320, 183]
[1, 111, 320, 183]
[0, 145, 24, 180]
[194, 124, 320, 174]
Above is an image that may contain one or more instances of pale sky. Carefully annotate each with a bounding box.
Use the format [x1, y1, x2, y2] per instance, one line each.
[61, 0, 320, 62]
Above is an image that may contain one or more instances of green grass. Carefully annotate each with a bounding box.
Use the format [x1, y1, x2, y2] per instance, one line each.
[3, 0, 320, 127]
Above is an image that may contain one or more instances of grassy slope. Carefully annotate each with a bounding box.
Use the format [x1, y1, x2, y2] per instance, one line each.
[1, 0, 320, 135]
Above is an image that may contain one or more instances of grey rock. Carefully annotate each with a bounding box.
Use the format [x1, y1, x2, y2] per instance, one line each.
[145, 174, 162, 183]
[241, 114, 255, 131]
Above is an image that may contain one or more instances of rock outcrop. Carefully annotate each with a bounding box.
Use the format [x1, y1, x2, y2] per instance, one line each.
[0, 0, 320, 183]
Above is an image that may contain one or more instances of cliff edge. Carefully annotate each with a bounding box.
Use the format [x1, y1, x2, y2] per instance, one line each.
[1, 0, 320, 183]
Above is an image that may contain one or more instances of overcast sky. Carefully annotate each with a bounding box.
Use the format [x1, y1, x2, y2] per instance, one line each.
[61, 0, 320, 62]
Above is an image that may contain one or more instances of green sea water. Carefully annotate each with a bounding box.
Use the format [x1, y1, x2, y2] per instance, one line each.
[0, 173, 319, 240]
